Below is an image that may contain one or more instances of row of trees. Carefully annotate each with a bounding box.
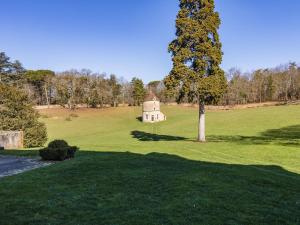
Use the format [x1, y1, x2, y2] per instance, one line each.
[0, 52, 152, 109]
[224, 63, 300, 105]
[2, 52, 300, 110]
[163, 63, 300, 106]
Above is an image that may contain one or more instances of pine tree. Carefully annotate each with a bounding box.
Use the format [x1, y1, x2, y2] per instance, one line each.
[164, 0, 226, 142]
[109, 74, 121, 107]
[131, 77, 146, 106]
[26, 70, 55, 106]
[0, 52, 26, 86]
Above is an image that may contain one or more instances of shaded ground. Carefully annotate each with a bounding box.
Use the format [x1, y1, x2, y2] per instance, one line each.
[208, 125, 300, 146]
[0, 155, 51, 178]
[0, 151, 299, 225]
[131, 130, 187, 141]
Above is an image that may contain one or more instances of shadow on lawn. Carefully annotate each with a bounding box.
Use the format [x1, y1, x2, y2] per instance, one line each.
[0, 150, 299, 224]
[131, 125, 300, 146]
[136, 116, 143, 122]
[208, 125, 300, 146]
[131, 130, 187, 141]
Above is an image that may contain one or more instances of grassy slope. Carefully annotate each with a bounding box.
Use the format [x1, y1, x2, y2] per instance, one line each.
[0, 105, 299, 225]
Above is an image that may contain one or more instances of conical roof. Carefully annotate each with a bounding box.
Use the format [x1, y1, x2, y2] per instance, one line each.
[144, 91, 158, 102]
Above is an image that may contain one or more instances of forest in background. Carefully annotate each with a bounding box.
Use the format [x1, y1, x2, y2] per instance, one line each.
[1, 52, 300, 108]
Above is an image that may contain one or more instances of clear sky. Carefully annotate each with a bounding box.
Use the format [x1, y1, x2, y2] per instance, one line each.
[1, 0, 300, 83]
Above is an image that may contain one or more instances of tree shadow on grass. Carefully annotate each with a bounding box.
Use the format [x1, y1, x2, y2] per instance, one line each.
[208, 125, 300, 146]
[131, 130, 187, 141]
[0, 150, 299, 224]
[136, 116, 143, 122]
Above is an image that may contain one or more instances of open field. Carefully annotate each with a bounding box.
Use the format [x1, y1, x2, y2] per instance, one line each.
[39, 105, 300, 174]
[0, 105, 300, 224]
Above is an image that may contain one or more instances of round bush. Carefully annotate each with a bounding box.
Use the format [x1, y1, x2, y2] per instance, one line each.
[40, 139, 79, 161]
[48, 140, 69, 149]
[39, 147, 68, 161]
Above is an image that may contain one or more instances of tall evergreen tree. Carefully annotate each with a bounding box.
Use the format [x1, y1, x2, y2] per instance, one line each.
[26, 70, 55, 106]
[0, 52, 26, 86]
[164, 0, 226, 142]
[131, 77, 146, 106]
[109, 74, 122, 107]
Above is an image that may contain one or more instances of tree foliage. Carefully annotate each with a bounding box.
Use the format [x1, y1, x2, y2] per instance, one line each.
[223, 63, 300, 105]
[131, 77, 146, 106]
[164, 0, 226, 104]
[0, 84, 47, 148]
[0, 52, 26, 85]
[109, 74, 122, 107]
[26, 70, 55, 105]
[2, 51, 300, 113]
[147, 81, 166, 102]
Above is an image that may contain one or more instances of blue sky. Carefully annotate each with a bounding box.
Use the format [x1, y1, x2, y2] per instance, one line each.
[1, 0, 300, 83]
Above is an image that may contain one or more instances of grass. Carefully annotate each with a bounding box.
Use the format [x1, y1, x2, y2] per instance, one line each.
[0, 105, 300, 224]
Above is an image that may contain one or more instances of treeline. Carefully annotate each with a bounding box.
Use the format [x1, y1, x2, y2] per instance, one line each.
[0, 52, 161, 109]
[223, 63, 300, 105]
[25, 69, 151, 108]
[1, 52, 300, 108]
[29, 71, 166, 108]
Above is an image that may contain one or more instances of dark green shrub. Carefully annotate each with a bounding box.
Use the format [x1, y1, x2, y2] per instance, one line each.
[48, 140, 69, 148]
[67, 146, 79, 158]
[39, 147, 68, 161]
[39, 140, 79, 161]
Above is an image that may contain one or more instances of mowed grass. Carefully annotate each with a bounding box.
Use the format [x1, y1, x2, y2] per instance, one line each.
[0, 105, 300, 224]
[42, 105, 300, 173]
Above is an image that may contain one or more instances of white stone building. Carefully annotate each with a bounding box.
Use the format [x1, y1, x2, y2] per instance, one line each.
[142, 93, 166, 123]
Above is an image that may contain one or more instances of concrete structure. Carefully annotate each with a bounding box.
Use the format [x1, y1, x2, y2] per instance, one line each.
[0, 131, 24, 149]
[142, 93, 166, 123]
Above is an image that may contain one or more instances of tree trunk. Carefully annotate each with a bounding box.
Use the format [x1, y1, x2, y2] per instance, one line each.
[100, 97, 103, 108]
[44, 85, 50, 108]
[198, 102, 206, 142]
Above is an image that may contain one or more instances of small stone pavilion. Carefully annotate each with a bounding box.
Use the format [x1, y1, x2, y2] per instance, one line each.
[142, 92, 166, 123]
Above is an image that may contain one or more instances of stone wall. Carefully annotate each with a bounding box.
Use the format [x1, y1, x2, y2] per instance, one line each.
[0, 131, 24, 149]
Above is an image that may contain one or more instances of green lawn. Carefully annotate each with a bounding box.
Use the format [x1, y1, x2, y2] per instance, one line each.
[0, 105, 300, 224]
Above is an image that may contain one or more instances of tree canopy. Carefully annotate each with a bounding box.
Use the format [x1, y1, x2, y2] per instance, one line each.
[164, 0, 226, 104]
[0, 84, 47, 147]
[131, 77, 146, 106]
[0, 52, 25, 85]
